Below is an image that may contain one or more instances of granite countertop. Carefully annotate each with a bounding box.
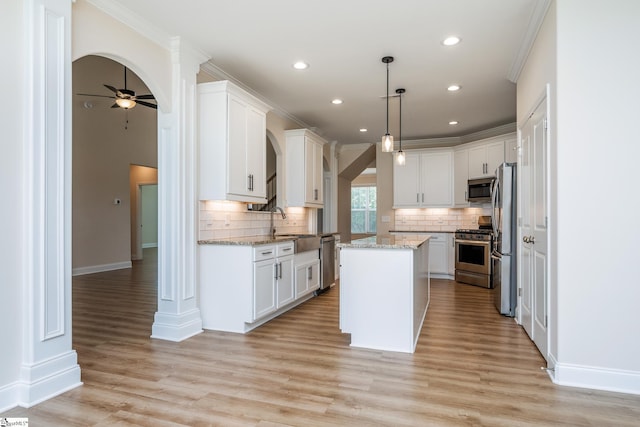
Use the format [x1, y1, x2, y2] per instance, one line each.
[337, 235, 430, 250]
[389, 229, 455, 234]
[198, 235, 297, 246]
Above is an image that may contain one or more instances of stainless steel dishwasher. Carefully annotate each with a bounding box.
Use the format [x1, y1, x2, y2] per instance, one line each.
[318, 234, 335, 294]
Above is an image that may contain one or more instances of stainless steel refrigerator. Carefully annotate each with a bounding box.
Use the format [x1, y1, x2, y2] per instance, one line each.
[491, 163, 517, 317]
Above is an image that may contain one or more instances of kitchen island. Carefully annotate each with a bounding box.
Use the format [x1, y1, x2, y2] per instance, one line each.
[338, 235, 430, 353]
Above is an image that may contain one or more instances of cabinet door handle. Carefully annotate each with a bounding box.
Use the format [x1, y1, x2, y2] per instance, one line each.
[282, 247, 292, 252]
[279, 262, 283, 279]
[274, 263, 279, 279]
[422, 193, 425, 203]
[416, 193, 419, 203]
[308, 266, 312, 280]
[465, 190, 468, 201]
[261, 250, 273, 255]
[314, 189, 318, 200]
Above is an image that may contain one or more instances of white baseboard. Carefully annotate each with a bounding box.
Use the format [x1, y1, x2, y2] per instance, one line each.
[0, 351, 83, 411]
[142, 243, 158, 249]
[72, 261, 132, 276]
[548, 353, 640, 395]
[151, 308, 203, 342]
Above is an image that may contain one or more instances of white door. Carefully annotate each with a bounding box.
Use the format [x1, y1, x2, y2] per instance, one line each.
[531, 102, 549, 358]
[519, 95, 549, 360]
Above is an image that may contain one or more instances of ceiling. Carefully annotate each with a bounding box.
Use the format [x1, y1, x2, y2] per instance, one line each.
[90, 0, 545, 146]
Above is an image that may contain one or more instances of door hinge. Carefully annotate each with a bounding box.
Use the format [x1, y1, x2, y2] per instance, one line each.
[518, 287, 522, 297]
[545, 315, 548, 328]
[543, 118, 548, 131]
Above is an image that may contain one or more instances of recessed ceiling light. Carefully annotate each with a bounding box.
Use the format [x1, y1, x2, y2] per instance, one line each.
[442, 36, 461, 46]
[447, 84, 461, 92]
[293, 61, 309, 70]
[331, 99, 343, 105]
[359, 128, 368, 132]
[449, 121, 459, 125]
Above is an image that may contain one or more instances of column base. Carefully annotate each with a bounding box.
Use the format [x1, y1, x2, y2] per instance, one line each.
[151, 308, 203, 342]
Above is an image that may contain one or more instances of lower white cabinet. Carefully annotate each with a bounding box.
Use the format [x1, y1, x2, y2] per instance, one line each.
[295, 250, 320, 298]
[428, 233, 448, 276]
[200, 240, 311, 333]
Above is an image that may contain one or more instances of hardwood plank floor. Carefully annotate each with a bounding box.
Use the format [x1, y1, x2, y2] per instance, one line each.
[5, 248, 640, 426]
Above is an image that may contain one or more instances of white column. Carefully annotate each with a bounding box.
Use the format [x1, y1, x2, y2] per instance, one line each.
[151, 38, 207, 341]
[19, 0, 81, 407]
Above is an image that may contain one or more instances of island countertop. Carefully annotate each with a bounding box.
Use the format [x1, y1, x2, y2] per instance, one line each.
[197, 235, 297, 246]
[337, 235, 430, 250]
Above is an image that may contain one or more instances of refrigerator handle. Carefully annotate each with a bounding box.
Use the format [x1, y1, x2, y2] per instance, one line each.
[491, 177, 499, 235]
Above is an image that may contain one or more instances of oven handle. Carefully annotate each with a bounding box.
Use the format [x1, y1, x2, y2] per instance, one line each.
[455, 239, 491, 246]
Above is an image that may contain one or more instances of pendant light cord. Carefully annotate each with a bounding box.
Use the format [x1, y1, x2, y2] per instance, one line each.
[386, 62, 390, 134]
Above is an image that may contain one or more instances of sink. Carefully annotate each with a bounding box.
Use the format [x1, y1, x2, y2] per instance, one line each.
[275, 234, 321, 253]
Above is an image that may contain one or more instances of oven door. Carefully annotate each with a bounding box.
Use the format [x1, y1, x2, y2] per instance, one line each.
[455, 239, 491, 275]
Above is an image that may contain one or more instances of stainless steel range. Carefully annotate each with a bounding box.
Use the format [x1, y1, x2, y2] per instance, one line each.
[455, 228, 493, 288]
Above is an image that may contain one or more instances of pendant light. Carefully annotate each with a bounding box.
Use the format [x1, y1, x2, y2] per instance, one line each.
[381, 56, 394, 152]
[396, 88, 406, 166]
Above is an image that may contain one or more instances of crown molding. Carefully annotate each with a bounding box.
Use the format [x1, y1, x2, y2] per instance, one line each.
[199, 60, 314, 132]
[86, 0, 171, 49]
[460, 122, 517, 143]
[507, 0, 553, 83]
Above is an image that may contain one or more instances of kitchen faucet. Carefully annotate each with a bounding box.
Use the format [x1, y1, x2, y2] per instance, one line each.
[270, 206, 287, 238]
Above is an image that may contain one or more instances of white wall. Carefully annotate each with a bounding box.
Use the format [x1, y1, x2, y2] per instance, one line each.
[0, 0, 25, 409]
[519, 0, 640, 394]
[555, 0, 640, 388]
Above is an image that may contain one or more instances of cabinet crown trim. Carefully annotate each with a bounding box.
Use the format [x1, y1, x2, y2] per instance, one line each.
[198, 80, 272, 113]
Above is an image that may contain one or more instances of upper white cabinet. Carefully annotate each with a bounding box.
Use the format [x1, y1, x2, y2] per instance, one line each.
[468, 140, 505, 179]
[285, 129, 326, 208]
[393, 150, 453, 208]
[453, 148, 469, 206]
[198, 80, 272, 203]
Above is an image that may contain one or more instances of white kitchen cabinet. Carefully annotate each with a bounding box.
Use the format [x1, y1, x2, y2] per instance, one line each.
[198, 80, 271, 203]
[199, 240, 307, 334]
[468, 140, 505, 179]
[428, 233, 449, 277]
[294, 250, 320, 299]
[275, 253, 295, 308]
[453, 148, 469, 206]
[285, 129, 326, 208]
[447, 233, 455, 276]
[393, 150, 453, 208]
[253, 257, 277, 319]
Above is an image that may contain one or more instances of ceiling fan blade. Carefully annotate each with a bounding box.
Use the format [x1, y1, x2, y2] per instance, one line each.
[135, 94, 155, 100]
[110, 103, 120, 109]
[77, 93, 115, 99]
[104, 84, 119, 94]
[136, 100, 158, 109]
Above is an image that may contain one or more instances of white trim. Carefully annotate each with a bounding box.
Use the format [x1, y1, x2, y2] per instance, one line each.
[549, 354, 640, 396]
[508, 0, 553, 83]
[17, 350, 82, 408]
[72, 261, 132, 276]
[151, 309, 203, 342]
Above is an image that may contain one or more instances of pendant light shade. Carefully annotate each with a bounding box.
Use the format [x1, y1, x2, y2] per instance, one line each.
[381, 56, 394, 152]
[396, 88, 406, 166]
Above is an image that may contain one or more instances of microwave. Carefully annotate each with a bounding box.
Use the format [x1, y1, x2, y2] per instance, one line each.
[467, 177, 494, 202]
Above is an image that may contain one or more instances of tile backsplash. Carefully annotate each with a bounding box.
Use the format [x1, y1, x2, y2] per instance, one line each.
[199, 201, 310, 240]
[394, 207, 491, 232]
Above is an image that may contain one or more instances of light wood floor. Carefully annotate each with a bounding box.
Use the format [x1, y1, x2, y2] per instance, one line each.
[6, 248, 640, 426]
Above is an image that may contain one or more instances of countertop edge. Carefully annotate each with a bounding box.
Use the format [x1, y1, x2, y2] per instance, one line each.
[337, 235, 430, 250]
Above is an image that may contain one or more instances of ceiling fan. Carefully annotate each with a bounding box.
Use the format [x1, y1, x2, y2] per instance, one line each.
[78, 65, 157, 110]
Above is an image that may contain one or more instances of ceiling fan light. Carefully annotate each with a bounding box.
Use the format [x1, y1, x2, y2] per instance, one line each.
[382, 133, 394, 152]
[116, 98, 136, 109]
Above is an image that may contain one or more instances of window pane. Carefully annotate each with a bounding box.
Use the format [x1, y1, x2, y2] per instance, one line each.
[351, 187, 367, 209]
[351, 211, 365, 233]
[369, 187, 377, 209]
[368, 213, 377, 233]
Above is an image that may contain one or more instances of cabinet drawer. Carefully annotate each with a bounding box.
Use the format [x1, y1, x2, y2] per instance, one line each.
[276, 242, 295, 257]
[253, 245, 276, 262]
